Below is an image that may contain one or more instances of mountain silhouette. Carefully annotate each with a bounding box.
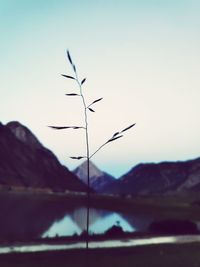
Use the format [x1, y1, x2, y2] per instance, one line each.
[0, 121, 86, 192]
[104, 158, 200, 196]
[74, 160, 115, 192]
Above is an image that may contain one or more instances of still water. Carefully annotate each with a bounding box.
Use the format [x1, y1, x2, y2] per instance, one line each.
[42, 207, 134, 237]
[1, 192, 200, 254]
[0, 192, 154, 241]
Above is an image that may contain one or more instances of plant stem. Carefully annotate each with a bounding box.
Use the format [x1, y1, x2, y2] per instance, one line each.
[76, 77, 90, 254]
[89, 142, 107, 160]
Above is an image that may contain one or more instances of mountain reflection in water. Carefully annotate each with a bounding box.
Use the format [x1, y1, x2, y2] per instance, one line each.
[0, 193, 153, 241]
[43, 208, 134, 237]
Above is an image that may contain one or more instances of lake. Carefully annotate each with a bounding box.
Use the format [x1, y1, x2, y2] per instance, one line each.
[0, 192, 154, 241]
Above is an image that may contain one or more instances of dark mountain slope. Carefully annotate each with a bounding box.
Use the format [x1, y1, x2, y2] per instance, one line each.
[104, 158, 200, 195]
[0, 121, 86, 192]
[74, 161, 115, 192]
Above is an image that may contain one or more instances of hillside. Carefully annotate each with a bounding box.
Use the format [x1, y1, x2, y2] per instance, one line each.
[0, 121, 86, 192]
[74, 161, 115, 192]
[104, 158, 200, 195]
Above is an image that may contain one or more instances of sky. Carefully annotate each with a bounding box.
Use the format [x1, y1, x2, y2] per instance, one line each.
[1, 0, 200, 177]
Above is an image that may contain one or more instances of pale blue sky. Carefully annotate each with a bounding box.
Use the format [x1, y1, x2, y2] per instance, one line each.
[1, 0, 200, 177]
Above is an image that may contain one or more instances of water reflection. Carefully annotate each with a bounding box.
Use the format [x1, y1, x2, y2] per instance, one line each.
[122, 214, 154, 231]
[43, 208, 134, 237]
[89, 211, 134, 234]
[0, 192, 75, 240]
[42, 216, 82, 237]
[0, 192, 154, 241]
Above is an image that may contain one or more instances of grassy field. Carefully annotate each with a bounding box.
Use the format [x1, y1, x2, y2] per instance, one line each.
[1, 242, 200, 267]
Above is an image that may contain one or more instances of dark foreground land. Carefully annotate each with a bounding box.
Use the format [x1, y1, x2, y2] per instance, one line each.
[1, 242, 200, 267]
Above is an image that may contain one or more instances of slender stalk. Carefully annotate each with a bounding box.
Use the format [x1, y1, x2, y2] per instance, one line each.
[89, 134, 123, 160]
[75, 75, 90, 254]
[55, 51, 136, 267]
[89, 142, 107, 160]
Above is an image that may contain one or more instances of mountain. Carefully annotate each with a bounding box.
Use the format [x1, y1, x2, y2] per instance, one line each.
[104, 157, 200, 195]
[73, 161, 115, 192]
[0, 121, 86, 192]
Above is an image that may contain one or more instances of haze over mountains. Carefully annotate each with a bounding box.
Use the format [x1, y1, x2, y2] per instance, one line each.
[1, 121, 200, 196]
[73, 161, 115, 192]
[103, 158, 200, 196]
[73, 158, 200, 196]
[0, 121, 86, 192]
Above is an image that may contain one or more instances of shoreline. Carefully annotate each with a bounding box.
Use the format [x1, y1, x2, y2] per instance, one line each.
[1, 234, 200, 254]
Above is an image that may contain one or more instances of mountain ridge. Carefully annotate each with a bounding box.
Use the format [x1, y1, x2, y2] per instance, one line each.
[74, 160, 115, 192]
[103, 157, 200, 195]
[2, 121, 200, 196]
[0, 121, 86, 192]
